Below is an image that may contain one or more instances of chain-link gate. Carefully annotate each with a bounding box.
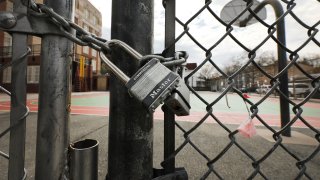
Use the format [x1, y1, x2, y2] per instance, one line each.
[0, 0, 320, 179]
[159, 0, 320, 179]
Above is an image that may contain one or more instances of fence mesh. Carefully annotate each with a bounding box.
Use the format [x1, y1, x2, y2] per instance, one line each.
[160, 0, 320, 179]
[1, 0, 320, 179]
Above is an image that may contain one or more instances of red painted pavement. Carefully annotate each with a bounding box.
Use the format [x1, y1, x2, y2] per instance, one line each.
[1, 96, 320, 128]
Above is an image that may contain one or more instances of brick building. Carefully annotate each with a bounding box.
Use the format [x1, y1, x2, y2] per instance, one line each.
[0, 0, 102, 92]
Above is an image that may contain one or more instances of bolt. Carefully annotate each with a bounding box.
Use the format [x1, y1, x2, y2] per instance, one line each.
[0, 12, 17, 29]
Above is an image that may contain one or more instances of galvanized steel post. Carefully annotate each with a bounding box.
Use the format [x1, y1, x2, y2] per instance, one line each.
[8, 0, 28, 179]
[35, 0, 74, 179]
[107, 0, 154, 179]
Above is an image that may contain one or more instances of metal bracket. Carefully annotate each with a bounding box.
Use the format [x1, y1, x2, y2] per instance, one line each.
[153, 168, 188, 180]
[0, 11, 65, 36]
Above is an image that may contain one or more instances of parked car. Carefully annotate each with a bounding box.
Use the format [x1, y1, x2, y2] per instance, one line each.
[311, 82, 320, 99]
[240, 87, 248, 93]
[256, 85, 271, 94]
[288, 83, 310, 97]
[240, 86, 258, 93]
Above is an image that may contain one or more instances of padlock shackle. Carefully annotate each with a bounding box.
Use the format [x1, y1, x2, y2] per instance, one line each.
[107, 39, 143, 61]
[100, 52, 130, 84]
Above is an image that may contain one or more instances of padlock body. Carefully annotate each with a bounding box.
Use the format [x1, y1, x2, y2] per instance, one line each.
[126, 59, 180, 111]
[164, 80, 190, 116]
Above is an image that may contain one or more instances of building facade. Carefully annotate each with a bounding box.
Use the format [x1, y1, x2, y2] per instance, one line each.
[190, 59, 320, 92]
[0, 0, 103, 92]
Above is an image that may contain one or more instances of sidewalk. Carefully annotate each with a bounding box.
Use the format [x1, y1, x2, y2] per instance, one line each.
[1, 112, 319, 179]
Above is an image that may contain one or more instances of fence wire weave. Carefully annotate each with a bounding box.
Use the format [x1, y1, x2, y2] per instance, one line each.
[0, 47, 30, 179]
[160, 0, 320, 179]
[0, 0, 319, 179]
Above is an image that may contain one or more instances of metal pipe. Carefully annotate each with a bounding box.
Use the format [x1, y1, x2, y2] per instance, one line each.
[107, 0, 154, 179]
[35, 0, 74, 179]
[240, 0, 291, 136]
[8, 0, 28, 179]
[163, 0, 176, 174]
[69, 139, 99, 180]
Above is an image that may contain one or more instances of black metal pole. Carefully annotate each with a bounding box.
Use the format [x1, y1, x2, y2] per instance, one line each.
[273, 1, 291, 137]
[35, 0, 74, 179]
[107, 1, 154, 179]
[8, 1, 28, 179]
[240, 0, 291, 136]
[163, 0, 176, 174]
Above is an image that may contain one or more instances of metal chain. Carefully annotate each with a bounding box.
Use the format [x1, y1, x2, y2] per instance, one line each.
[27, 0, 188, 67]
[28, 0, 111, 53]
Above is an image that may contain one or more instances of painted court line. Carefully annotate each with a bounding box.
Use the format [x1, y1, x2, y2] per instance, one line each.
[1, 92, 320, 129]
[257, 129, 318, 146]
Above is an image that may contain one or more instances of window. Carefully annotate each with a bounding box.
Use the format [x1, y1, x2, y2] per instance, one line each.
[27, 66, 40, 84]
[83, 24, 89, 54]
[92, 59, 97, 72]
[91, 49, 97, 57]
[2, 67, 11, 83]
[83, 24, 89, 33]
[92, 16, 97, 25]
[84, 9, 89, 19]
[76, 1, 79, 9]
[4, 33, 12, 46]
[7, 1, 13, 12]
[83, 46, 89, 54]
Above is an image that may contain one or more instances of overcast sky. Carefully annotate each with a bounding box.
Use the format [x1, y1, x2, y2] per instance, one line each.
[88, 0, 320, 67]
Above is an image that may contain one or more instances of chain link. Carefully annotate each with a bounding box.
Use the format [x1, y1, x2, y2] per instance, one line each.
[27, 0, 188, 65]
[28, 0, 111, 53]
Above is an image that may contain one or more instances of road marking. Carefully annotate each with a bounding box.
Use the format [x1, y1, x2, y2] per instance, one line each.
[257, 129, 318, 146]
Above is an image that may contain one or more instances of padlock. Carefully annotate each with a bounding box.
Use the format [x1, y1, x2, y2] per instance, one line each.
[164, 75, 190, 116]
[125, 58, 181, 111]
[100, 52, 180, 112]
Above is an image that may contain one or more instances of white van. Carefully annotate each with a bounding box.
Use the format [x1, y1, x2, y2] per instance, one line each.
[256, 85, 271, 94]
[288, 83, 310, 97]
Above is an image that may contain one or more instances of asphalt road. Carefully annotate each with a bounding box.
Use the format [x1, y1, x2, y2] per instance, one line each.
[0, 111, 319, 179]
[1, 91, 320, 179]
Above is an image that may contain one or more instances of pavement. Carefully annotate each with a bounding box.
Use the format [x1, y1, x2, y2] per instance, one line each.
[0, 91, 320, 179]
[1, 91, 320, 128]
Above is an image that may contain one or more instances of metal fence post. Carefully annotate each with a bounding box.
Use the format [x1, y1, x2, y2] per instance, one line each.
[239, 0, 291, 137]
[163, 0, 176, 175]
[35, 0, 74, 179]
[8, 0, 28, 179]
[107, 0, 154, 179]
[273, 1, 291, 137]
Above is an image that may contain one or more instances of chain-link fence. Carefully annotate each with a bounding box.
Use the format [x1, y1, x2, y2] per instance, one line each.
[159, 0, 320, 179]
[1, 0, 320, 179]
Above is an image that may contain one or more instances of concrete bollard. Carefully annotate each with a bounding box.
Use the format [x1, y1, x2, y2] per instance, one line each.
[69, 139, 99, 180]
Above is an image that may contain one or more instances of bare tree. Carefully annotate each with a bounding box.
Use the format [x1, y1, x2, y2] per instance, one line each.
[198, 64, 219, 80]
[223, 59, 243, 76]
[299, 54, 320, 67]
[255, 51, 276, 66]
